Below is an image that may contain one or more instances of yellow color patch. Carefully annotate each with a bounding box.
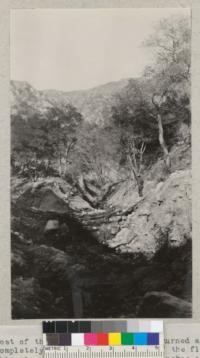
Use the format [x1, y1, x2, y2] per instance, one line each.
[108, 333, 121, 346]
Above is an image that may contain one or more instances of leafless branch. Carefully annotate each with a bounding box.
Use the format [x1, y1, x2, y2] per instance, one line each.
[138, 142, 146, 175]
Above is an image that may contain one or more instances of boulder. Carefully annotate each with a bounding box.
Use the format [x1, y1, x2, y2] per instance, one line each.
[70, 196, 92, 211]
[17, 186, 70, 213]
[44, 220, 59, 233]
[137, 291, 192, 318]
[109, 228, 132, 249]
[12, 277, 53, 319]
[108, 170, 191, 258]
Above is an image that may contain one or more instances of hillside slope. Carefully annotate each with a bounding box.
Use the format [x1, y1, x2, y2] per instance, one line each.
[11, 78, 135, 124]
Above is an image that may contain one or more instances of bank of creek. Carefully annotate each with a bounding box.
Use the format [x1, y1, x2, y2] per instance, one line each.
[11, 159, 192, 319]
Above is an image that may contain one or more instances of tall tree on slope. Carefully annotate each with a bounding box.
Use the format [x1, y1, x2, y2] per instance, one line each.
[143, 15, 191, 171]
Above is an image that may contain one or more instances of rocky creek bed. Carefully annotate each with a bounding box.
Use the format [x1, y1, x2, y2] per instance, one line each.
[11, 168, 192, 319]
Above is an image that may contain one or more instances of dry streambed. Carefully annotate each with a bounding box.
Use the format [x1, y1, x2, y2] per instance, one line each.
[11, 171, 192, 319]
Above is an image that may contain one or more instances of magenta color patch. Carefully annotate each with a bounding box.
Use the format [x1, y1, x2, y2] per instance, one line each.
[84, 333, 97, 345]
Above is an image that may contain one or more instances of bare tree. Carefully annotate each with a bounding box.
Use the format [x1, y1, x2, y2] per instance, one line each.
[144, 15, 191, 78]
[60, 138, 77, 177]
[152, 93, 171, 170]
[143, 16, 191, 172]
[127, 138, 146, 197]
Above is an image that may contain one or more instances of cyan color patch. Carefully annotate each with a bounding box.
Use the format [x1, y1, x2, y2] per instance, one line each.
[134, 333, 148, 345]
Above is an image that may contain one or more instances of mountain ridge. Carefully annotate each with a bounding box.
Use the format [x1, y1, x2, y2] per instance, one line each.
[11, 77, 138, 124]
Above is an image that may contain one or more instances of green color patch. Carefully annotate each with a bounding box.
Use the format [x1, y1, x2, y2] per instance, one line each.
[121, 333, 134, 345]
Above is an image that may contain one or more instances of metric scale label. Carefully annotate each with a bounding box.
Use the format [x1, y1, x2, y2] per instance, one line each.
[44, 344, 164, 358]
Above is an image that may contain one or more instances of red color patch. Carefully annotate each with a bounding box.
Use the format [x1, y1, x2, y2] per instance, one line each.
[97, 333, 108, 345]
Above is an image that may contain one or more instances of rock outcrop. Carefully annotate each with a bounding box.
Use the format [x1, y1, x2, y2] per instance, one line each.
[137, 291, 192, 318]
[11, 166, 192, 318]
[107, 170, 191, 258]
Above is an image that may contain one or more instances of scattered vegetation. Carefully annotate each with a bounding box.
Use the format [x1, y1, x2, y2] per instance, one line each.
[11, 15, 191, 199]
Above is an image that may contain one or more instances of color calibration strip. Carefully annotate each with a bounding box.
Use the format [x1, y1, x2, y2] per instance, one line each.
[43, 320, 163, 334]
[43, 321, 164, 358]
[43, 332, 160, 346]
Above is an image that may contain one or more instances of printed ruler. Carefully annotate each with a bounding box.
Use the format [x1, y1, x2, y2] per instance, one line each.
[44, 345, 164, 358]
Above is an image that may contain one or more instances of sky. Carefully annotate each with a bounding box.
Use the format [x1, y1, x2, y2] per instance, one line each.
[10, 8, 190, 92]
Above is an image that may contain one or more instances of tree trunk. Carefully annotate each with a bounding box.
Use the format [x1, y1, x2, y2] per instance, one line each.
[71, 284, 83, 318]
[127, 153, 144, 197]
[157, 113, 171, 170]
[59, 153, 62, 177]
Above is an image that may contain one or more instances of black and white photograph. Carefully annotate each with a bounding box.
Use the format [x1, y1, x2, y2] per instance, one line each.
[11, 8, 191, 319]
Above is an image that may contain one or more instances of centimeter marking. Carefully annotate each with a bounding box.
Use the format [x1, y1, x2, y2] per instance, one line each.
[44, 346, 163, 358]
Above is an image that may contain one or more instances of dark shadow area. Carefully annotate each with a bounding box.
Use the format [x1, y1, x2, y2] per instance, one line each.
[11, 202, 192, 319]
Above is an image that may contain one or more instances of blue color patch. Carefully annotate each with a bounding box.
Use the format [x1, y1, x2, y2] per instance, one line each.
[147, 333, 159, 345]
[134, 333, 148, 345]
